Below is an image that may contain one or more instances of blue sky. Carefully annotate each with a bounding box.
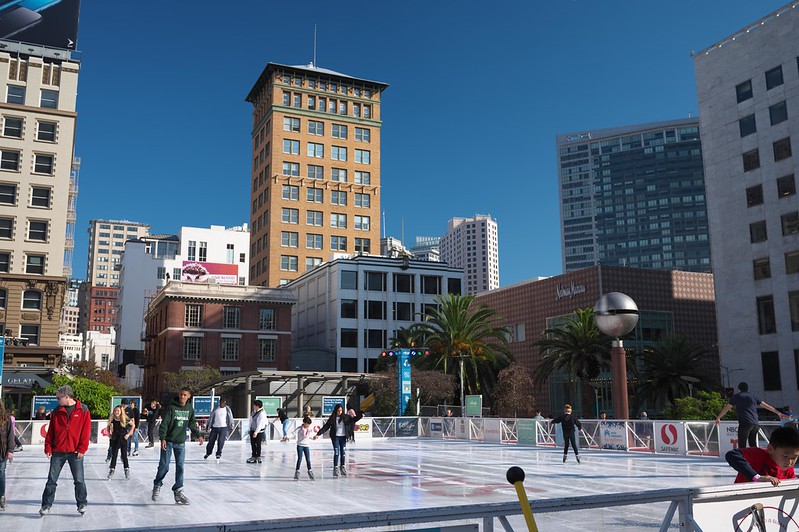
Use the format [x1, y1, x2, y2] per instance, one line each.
[71, 1, 788, 285]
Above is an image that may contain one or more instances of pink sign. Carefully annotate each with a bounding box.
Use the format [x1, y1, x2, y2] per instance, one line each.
[181, 261, 239, 285]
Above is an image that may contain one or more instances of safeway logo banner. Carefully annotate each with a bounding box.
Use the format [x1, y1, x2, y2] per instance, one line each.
[654, 422, 686, 454]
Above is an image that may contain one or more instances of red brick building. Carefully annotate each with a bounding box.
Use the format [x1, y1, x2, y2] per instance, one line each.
[142, 281, 295, 398]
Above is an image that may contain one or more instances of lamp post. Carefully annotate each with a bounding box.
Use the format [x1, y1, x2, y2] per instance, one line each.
[453, 355, 465, 417]
[594, 293, 639, 420]
[721, 365, 745, 389]
[680, 375, 700, 398]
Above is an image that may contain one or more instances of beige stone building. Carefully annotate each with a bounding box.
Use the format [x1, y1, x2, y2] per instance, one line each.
[0, 46, 79, 371]
[246, 63, 387, 287]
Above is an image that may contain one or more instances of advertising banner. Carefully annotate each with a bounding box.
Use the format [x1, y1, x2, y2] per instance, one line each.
[395, 417, 419, 437]
[181, 261, 238, 285]
[599, 420, 628, 451]
[484, 418, 502, 443]
[31, 420, 48, 444]
[97, 420, 110, 447]
[465, 395, 482, 417]
[653, 422, 687, 454]
[254, 396, 282, 416]
[322, 396, 345, 416]
[693, 489, 799, 531]
[517, 419, 536, 445]
[111, 396, 142, 412]
[429, 417, 444, 439]
[192, 396, 220, 417]
[353, 417, 372, 439]
[455, 417, 469, 439]
[718, 422, 745, 458]
[31, 395, 58, 419]
[0, 0, 80, 50]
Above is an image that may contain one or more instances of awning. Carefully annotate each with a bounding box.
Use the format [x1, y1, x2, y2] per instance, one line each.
[2, 372, 51, 389]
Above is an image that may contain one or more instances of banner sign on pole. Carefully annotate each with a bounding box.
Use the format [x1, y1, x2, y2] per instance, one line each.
[465, 395, 482, 417]
[255, 396, 282, 416]
[322, 396, 346, 416]
[191, 396, 220, 417]
[517, 419, 536, 445]
[31, 396, 59, 419]
[653, 422, 687, 454]
[111, 395, 142, 412]
[399, 352, 412, 415]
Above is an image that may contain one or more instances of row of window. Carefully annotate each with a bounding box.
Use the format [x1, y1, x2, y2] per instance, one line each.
[0, 288, 43, 310]
[746, 174, 795, 207]
[280, 75, 374, 99]
[278, 185, 370, 207]
[280, 208, 373, 229]
[340, 300, 433, 321]
[0, 217, 49, 242]
[279, 163, 371, 183]
[739, 100, 788, 137]
[339, 270, 462, 294]
[0, 183, 51, 208]
[183, 336, 275, 362]
[753, 251, 799, 280]
[1, 116, 58, 142]
[280, 140, 371, 164]
[281, 227, 370, 249]
[281, 91, 373, 118]
[4, 324, 40, 346]
[749, 210, 799, 243]
[735, 60, 799, 104]
[742, 137, 793, 172]
[182, 305, 275, 330]
[0, 150, 56, 174]
[756, 291, 799, 340]
[6, 85, 59, 109]
[282, 117, 371, 142]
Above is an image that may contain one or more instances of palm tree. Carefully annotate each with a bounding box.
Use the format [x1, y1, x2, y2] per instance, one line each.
[635, 335, 707, 411]
[416, 293, 511, 402]
[388, 324, 426, 349]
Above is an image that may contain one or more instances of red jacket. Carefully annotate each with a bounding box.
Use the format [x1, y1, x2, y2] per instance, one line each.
[727, 447, 796, 483]
[44, 399, 91, 455]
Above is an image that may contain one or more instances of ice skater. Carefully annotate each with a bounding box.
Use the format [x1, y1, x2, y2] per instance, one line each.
[151, 387, 203, 505]
[205, 397, 233, 460]
[143, 400, 160, 448]
[314, 404, 363, 477]
[552, 404, 582, 463]
[0, 402, 15, 510]
[247, 400, 267, 463]
[107, 405, 134, 480]
[9, 408, 21, 452]
[294, 416, 314, 480]
[277, 407, 290, 442]
[126, 399, 140, 457]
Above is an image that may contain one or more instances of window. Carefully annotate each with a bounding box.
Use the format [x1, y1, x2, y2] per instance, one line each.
[743, 149, 760, 172]
[281, 231, 298, 248]
[355, 149, 370, 164]
[6, 85, 24, 105]
[20, 325, 39, 346]
[765, 66, 784, 90]
[331, 146, 347, 161]
[790, 291, 799, 331]
[293, 93, 301, 108]
[353, 103, 361, 117]
[757, 295, 776, 334]
[259, 339, 276, 362]
[448, 277, 462, 295]
[307, 165, 323, 179]
[187, 240, 196, 261]
[157, 266, 167, 280]
[363, 105, 372, 118]
[1, 150, 20, 170]
[354, 193, 370, 208]
[3, 117, 22, 138]
[750, 220, 767, 243]
[28, 220, 47, 241]
[283, 117, 300, 132]
[331, 168, 347, 182]
[184, 304, 203, 327]
[22, 290, 41, 310]
[331, 190, 347, 206]
[394, 302, 413, 321]
[221, 338, 239, 361]
[282, 162, 300, 176]
[774, 137, 792, 161]
[355, 127, 370, 142]
[226, 243, 234, 264]
[305, 257, 322, 270]
[0, 184, 14, 204]
[341, 270, 357, 289]
[317, 97, 326, 111]
[332, 124, 347, 139]
[183, 336, 202, 360]
[307, 95, 315, 109]
[259, 308, 275, 329]
[0, 252, 8, 272]
[306, 187, 323, 203]
[283, 139, 299, 155]
[746, 185, 763, 207]
[770, 101, 788, 125]
[308, 120, 324, 135]
[281, 208, 299, 224]
[0, 218, 11, 238]
[762, 351, 781, 391]
[280, 255, 298, 271]
[40, 89, 58, 109]
[331, 213, 347, 228]
[306, 210, 323, 226]
[787, 251, 799, 274]
[365, 329, 385, 348]
[355, 171, 370, 185]
[354, 237, 370, 253]
[341, 299, 357, 318]
[340, 329, 358, 348]
[30, 187, 50, 207]
[354, 215, 370, 231]
[365, 271, 386, 291]
[753, 258, 771, 280]
[174, 267, 182, 280]
[778, 175, 796, 198]
[422, 275, 442, 294]
[365, 300, 386, 320]
[306, 233, 323, 249]
[200, 241, 208, 261]
[223, 306, 240, 328]
[37, 121, 56, 142]
[739, 114, 756, 137]
[394, 273, 413, 292]
[307, 142, 323, 158]
[783, 212, 799, 236]
[0, 288, 5, 308]
[281, 184, 299, 200]
[331, 235, 347, 251]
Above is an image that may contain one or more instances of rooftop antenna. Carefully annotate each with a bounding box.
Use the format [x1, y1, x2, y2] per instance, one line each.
[313, 24, 317, 67]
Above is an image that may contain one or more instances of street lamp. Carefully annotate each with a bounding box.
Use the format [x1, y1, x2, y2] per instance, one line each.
[594, 292, 639, 420]
[721, 365, 745, 389]
[680, 375, 700, 398]
[453, 354, 466, 417]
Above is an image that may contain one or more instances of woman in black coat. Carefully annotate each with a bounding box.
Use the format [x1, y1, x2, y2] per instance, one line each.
[314, 404, 362, 477]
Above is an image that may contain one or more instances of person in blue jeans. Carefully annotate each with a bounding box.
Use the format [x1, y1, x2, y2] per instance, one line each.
[204, 398, 233, 460]
[151, 388, 203, 505]
[277, 408, 290, 442]
[314, 404, 362, 477]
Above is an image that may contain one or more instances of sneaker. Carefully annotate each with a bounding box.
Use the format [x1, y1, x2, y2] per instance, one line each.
[132, 451, 138, 457]
[563, 455, 567, 463]
[107, 468, 115, 480]
[77, 504, 86, 515]
[308, 469, 315, 480]
[576, 455, 581, 464]
[333, 468, 339, 478]
[0, 495, 6, 510]
[246, 457, 258, 464]
[174, 489, 190, 505]
[339, 466, 348, 477]
[39, 505, 51, 516]
[151, 486, 160, 501]
[125, 468, 130, 479]
[294, 470, 300, 480]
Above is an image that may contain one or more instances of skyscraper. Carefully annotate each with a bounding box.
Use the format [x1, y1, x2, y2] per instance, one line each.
[557, 118, 711, 273]
[245, 63, 388, 286]
[695, 2, 799, 406]
[85, 219, 150, 287]
[439, 215, 499, 294]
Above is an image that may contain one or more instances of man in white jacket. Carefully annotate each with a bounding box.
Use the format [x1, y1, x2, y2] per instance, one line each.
[205, 398, 234, 460]
[247, 400, 267, 464]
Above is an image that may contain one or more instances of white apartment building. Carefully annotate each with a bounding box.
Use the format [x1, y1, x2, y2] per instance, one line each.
[286, 255, 464, 373]
[86, 219, 150, 287]
[84, 330, 114, 371]
[695, 2, 799, 406]
[58, 332, 82, 364]
[115, 224, 250, 373]
[439, 215, 499, 294]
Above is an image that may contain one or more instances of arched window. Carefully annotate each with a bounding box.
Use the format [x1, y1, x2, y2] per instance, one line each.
[22, 290, 41, 310]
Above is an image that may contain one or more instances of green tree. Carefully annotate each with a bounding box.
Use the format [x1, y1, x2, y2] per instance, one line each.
[417, 294, 512, 404]
[162, 366, 222, 396]
[388, 324, 426, 349]
[664, 390, 735, 421]
[635, 335, 706, 410]
[43, 375, 117, 419]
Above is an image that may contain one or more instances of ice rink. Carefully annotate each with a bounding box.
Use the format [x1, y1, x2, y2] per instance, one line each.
[1, 437, 736, 531]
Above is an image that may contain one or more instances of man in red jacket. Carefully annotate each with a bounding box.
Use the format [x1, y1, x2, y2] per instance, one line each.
[39, 385, 92, 516]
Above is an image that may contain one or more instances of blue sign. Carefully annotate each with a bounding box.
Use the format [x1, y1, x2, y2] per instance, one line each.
[32, 395, 59, 419]
[322, 396, 346, 416]
[192, 396, 220, 417]
[399, 352, 412, 415]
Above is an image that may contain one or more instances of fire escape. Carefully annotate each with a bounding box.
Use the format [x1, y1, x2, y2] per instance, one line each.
[63, 157, 79, 277]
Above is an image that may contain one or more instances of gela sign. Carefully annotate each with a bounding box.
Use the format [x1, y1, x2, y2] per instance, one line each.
[555, 281, 586, 300]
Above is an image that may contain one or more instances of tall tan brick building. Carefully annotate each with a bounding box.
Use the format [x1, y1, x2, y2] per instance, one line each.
[245, 63, 387, 287]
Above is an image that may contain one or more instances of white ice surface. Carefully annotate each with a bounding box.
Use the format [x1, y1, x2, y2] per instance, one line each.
[1, 438, 734, 531]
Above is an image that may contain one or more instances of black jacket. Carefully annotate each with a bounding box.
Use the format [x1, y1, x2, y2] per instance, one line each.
[0, 419, 12, 458]
[317, 411, 363, 439]
[552, 413, 582, 434]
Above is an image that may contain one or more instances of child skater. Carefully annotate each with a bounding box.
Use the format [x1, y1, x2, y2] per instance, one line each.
[107, 405, 134, 479]
[552, 404, 582, 463]
[725, 426, 799, 485]
[294, 417, 314, 480]
[313, 404, 363, 477]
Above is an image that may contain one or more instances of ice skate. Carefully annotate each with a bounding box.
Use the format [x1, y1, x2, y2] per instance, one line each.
[107, 468, 114, 480]
[0, 495, 6, 510]
[125, 468, 130, 479]
[294, 470, 300, 480]
[339, 465, 347, 477]
[215, 454, 221, 461]
[246, 456, 258, 464]
[307, 469, 315, 480]
[151, 486, 160, 501]
[145, 443, 154, 448]
[174, 489, 190, 505]
[204, 453, 210, 460]
[563, 455, 567, 463]
[576, 455, 581, 464]
[332, 467, 339, 477]
[132, 451, 138, 456]
[39, 505, 51, 516]
[256, 457, 262, 463]
[77, 504, 86, 515]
